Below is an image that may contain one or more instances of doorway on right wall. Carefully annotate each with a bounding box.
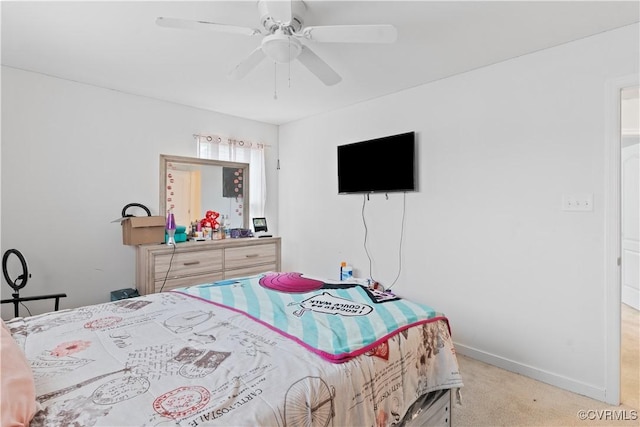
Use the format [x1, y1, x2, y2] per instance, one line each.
[621, 86, 639, 310]
[620, 85, 639, 410]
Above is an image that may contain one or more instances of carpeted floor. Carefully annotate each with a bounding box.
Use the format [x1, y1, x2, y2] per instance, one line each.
[453, 304, 639, 426]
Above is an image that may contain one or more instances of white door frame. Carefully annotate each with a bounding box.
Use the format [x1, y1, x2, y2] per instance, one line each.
[604, 74, 639, 405]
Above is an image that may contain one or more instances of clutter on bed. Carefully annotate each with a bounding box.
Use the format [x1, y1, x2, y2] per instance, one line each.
[4, 271, 463, 426]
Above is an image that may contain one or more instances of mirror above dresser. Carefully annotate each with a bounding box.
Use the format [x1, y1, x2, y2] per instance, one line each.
[160, 154, 250, 230]
[135, 154, 280, 295]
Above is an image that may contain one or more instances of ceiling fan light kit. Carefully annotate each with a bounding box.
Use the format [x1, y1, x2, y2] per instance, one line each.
[156, 0, 397, 86]
[262, 33, 302, 63]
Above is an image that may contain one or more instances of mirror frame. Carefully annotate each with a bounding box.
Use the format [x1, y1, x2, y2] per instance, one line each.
[160, 154, 250, 230]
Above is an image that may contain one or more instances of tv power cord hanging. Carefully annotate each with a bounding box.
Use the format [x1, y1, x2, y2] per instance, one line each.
[360, 191, 407, 291]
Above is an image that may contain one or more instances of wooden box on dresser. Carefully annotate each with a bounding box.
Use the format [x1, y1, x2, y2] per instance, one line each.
[135, 237, 281, 295]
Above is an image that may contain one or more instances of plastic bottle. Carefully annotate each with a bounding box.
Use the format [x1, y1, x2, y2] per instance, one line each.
[340, 262, 353, 281]
[223, 215, 231, 238]
[218, 215, 226, 239]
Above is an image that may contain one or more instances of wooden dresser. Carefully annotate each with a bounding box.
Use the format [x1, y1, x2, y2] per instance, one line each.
[135, 237, 281, 295]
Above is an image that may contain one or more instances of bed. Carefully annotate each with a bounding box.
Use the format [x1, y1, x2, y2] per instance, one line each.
[2, 272, 463, 426]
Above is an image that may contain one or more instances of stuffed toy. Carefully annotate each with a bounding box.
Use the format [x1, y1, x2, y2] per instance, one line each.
[199, 210, 220, 230]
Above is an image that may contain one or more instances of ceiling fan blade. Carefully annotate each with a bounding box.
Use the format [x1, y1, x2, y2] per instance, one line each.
[228, 47, 267, 80]
[156, 17, 260, 36]
[297, 46, 341, 86]
[301, 24, 397, 43]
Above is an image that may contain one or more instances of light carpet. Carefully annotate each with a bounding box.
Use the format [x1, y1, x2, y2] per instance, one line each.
[453, 305, 639, 426]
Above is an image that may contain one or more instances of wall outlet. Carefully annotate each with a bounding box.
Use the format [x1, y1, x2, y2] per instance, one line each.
[562, 193, 594, 212]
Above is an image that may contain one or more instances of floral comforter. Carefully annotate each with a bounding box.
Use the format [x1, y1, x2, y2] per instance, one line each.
[6, 277, 463, 426]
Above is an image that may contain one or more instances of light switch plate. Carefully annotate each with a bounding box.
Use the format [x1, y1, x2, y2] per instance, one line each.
[562, 193, 594, 211]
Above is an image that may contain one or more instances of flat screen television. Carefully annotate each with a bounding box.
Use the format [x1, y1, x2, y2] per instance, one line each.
[337, 131, 416, 194]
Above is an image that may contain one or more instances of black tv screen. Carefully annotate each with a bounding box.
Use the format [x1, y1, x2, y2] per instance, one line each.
[338, 131, 416, 194]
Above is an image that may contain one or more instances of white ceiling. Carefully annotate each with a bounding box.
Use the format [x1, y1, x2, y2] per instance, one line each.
[2, 1, 639, 125]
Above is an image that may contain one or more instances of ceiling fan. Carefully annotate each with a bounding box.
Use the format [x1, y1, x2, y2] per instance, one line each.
[156, 0, 397, 86]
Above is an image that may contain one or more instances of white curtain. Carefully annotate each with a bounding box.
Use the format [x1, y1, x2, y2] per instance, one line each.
[196, 134, 266, 219]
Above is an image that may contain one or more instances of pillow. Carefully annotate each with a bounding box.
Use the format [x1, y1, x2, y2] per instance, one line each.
[258, 272, 324, 293]
[1, 320, 37, 427]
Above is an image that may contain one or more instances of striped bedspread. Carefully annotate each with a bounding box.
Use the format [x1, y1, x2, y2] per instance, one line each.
[173, 272, 446, 363]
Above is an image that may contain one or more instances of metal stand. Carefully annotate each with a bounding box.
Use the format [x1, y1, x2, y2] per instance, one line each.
[1, 291, 67, 318]
[2, 248, 68, 318]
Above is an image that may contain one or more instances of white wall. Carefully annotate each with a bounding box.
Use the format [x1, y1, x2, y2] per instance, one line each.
[278, 24, 639, 401]
[0, 67, 279, 317]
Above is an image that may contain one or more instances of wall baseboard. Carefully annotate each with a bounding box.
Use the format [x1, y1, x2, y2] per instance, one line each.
[454, 343, 606, 402]
[622, 285, 640, 311]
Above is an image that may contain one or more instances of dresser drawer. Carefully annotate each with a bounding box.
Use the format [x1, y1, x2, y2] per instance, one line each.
[224, 263, 278, 280]
[154, 249, 223, 279]
[137, 238, 281, 296]
[224, 243, 277, 270]
[154, 271, 224, 293]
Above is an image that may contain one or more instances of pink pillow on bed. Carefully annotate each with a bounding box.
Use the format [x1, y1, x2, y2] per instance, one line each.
[1, 320, 37, 427]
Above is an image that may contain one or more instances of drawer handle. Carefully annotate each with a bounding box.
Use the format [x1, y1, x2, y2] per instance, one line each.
[183, 261, 201, 266]
[245, 254, 259, 258]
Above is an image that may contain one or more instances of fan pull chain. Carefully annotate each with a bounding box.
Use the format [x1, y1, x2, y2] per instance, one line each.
[273, 61, 278, 100]
[288, 36, 292, 88]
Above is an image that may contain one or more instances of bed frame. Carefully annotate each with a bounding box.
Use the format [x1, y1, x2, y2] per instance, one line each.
[402, 388, 452, 426]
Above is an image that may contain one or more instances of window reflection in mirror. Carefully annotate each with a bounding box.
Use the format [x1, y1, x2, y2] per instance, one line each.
[160, 155, 250, 230]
